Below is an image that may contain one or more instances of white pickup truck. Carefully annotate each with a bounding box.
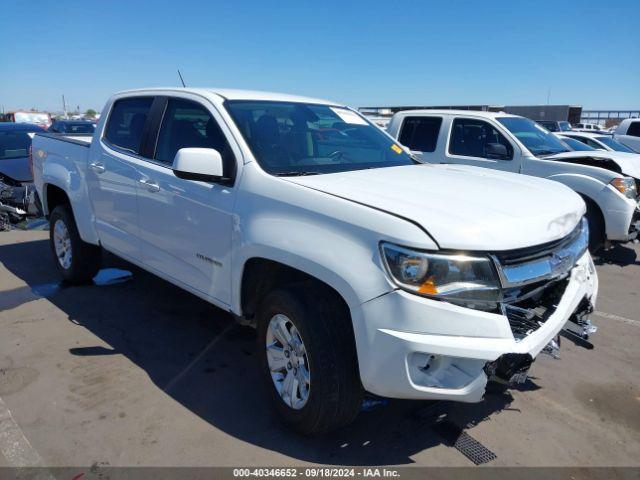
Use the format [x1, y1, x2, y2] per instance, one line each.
[32, 88, 598, 435]
[614, 118, 640, 153]
[387, 110, 640, 250]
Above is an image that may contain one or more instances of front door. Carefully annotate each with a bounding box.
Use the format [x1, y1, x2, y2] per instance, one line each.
[134, 97, 237, 306]
[87, 96, 154, 259]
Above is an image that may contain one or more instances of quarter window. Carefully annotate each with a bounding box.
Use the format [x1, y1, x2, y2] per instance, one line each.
[104, 97, 153, 154]
[449, 118, 513, 160]
[398, 116, 443, 152]
[585, 138, 604, 149]
[154, 98, 235, 178]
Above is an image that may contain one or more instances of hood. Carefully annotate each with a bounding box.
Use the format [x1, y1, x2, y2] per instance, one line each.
[0, 156, 32, 183]
[547, 150, 640, 179]
[285, 164, 585, 251]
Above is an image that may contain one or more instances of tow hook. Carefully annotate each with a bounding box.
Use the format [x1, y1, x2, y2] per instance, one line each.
[484, 353, 533, 385]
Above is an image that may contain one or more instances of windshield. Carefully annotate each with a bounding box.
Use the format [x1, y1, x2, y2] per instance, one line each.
[595, 136, 635, 153]
[497, 117, 570, 156]
[225, 101, 415, 175]
[559, 121, 572, 131]
[560, 137, 596, 151]
[0, 131, 34, 159]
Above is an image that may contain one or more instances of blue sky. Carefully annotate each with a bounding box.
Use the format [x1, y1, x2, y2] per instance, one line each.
[1, 0, 638, 113]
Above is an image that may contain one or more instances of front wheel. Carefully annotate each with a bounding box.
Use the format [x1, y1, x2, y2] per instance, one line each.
[257, 284, 363, 436]
[582, 198, 605, 252]
[49, 204, 102, 284]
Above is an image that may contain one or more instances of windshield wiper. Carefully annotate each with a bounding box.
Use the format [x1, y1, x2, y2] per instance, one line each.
[273, 171, 322, 177]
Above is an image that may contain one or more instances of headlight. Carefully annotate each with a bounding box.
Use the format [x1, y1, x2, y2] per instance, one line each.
[610, 177, 637, 199]
[380, 243, 501, 309]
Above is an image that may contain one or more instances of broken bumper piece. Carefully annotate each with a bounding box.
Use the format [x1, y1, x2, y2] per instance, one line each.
[484, 353, 534, 385]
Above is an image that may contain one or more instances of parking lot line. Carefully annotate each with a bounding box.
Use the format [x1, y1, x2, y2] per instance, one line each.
[593, 311, 640, 328]
[0, 396, 55, 479]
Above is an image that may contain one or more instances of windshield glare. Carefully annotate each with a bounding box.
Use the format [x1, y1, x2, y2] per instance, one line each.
[595, 136, 635, 153]
[225, 101, 415, 175]
[498, 117, 570, 156]
[559, 121, 572, 131]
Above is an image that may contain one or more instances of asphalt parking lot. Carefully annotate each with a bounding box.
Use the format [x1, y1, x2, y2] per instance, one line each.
[0, 229, 638, 468]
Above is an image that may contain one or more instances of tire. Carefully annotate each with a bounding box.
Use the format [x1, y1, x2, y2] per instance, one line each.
[49, 204, 101, 284]
[583, 198, 605, 252]
[257, 283, 363, 436]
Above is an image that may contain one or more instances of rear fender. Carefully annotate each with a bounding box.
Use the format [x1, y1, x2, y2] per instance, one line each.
[42, 155, 99, 245]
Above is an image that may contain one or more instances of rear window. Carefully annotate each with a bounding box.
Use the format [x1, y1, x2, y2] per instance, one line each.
[537, 121, 557, 132]
[627, 121, 640, 137]
[398, 116, 442, 152]
[0, 131, 34, 159]
[104, 97, 153, 154]
[68, 123, 95, 134]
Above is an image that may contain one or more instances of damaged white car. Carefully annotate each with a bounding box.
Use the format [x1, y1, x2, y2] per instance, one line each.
[0, 123, 42, 229]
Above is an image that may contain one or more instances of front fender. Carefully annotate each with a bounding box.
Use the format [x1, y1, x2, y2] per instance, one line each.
[543, 173, 635, 240]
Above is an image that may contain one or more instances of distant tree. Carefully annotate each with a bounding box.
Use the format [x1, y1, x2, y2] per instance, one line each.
[85, 109, 97, 118]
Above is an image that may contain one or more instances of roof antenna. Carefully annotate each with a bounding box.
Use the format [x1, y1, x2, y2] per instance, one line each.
[177, 69, 186, 87]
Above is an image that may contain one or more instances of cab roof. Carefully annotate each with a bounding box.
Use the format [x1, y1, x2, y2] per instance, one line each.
[116, 87, 339, 106]
[391, 109, 520, 119]
[558, 131, 610, 139]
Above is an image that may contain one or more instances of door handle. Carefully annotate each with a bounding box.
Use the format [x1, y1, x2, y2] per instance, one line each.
[89, 162, 105, 173]
[139, 178, 160, 193]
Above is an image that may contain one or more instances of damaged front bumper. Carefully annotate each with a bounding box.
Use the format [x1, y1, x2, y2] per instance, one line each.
[0, 179, 40, 228]
[352, 251, 598, 402]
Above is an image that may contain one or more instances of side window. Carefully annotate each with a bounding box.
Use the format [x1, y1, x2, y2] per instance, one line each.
[573, 136, 590, 146]
[585, 138, 604, 149]
[104, 97, 153, 154]
[154, 98, 235, 178]
[627, 121, 640, 137]
[449, 118, 513, 160]
[398, 116, 443, 152]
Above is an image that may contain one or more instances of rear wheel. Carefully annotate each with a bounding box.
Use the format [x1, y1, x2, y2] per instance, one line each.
[257, 283, 363, 435]
[49, 204, 101, 283]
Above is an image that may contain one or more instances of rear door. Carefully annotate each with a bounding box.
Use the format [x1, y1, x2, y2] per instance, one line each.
[396, 116, 444, 162]
[444, 116, 519, 172]
[133, 95, 238, 306]
[88, 96, 154, 259]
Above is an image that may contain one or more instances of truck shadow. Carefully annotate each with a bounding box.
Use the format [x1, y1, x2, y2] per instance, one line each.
[593, 244, 638, 267]
[0, 238, 518, 465]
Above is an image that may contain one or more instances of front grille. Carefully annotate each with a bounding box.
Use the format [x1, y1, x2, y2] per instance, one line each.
[493, 222, 582, 266]
[491, 223, 586, 340]
[503, 279, 569, 340]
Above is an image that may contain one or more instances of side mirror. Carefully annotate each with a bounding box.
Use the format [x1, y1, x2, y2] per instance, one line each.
[172, 148, 223, 182]
[485, 143, 510, 160]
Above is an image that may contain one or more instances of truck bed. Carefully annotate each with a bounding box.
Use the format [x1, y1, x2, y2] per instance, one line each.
[35, 132, 92, 147]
